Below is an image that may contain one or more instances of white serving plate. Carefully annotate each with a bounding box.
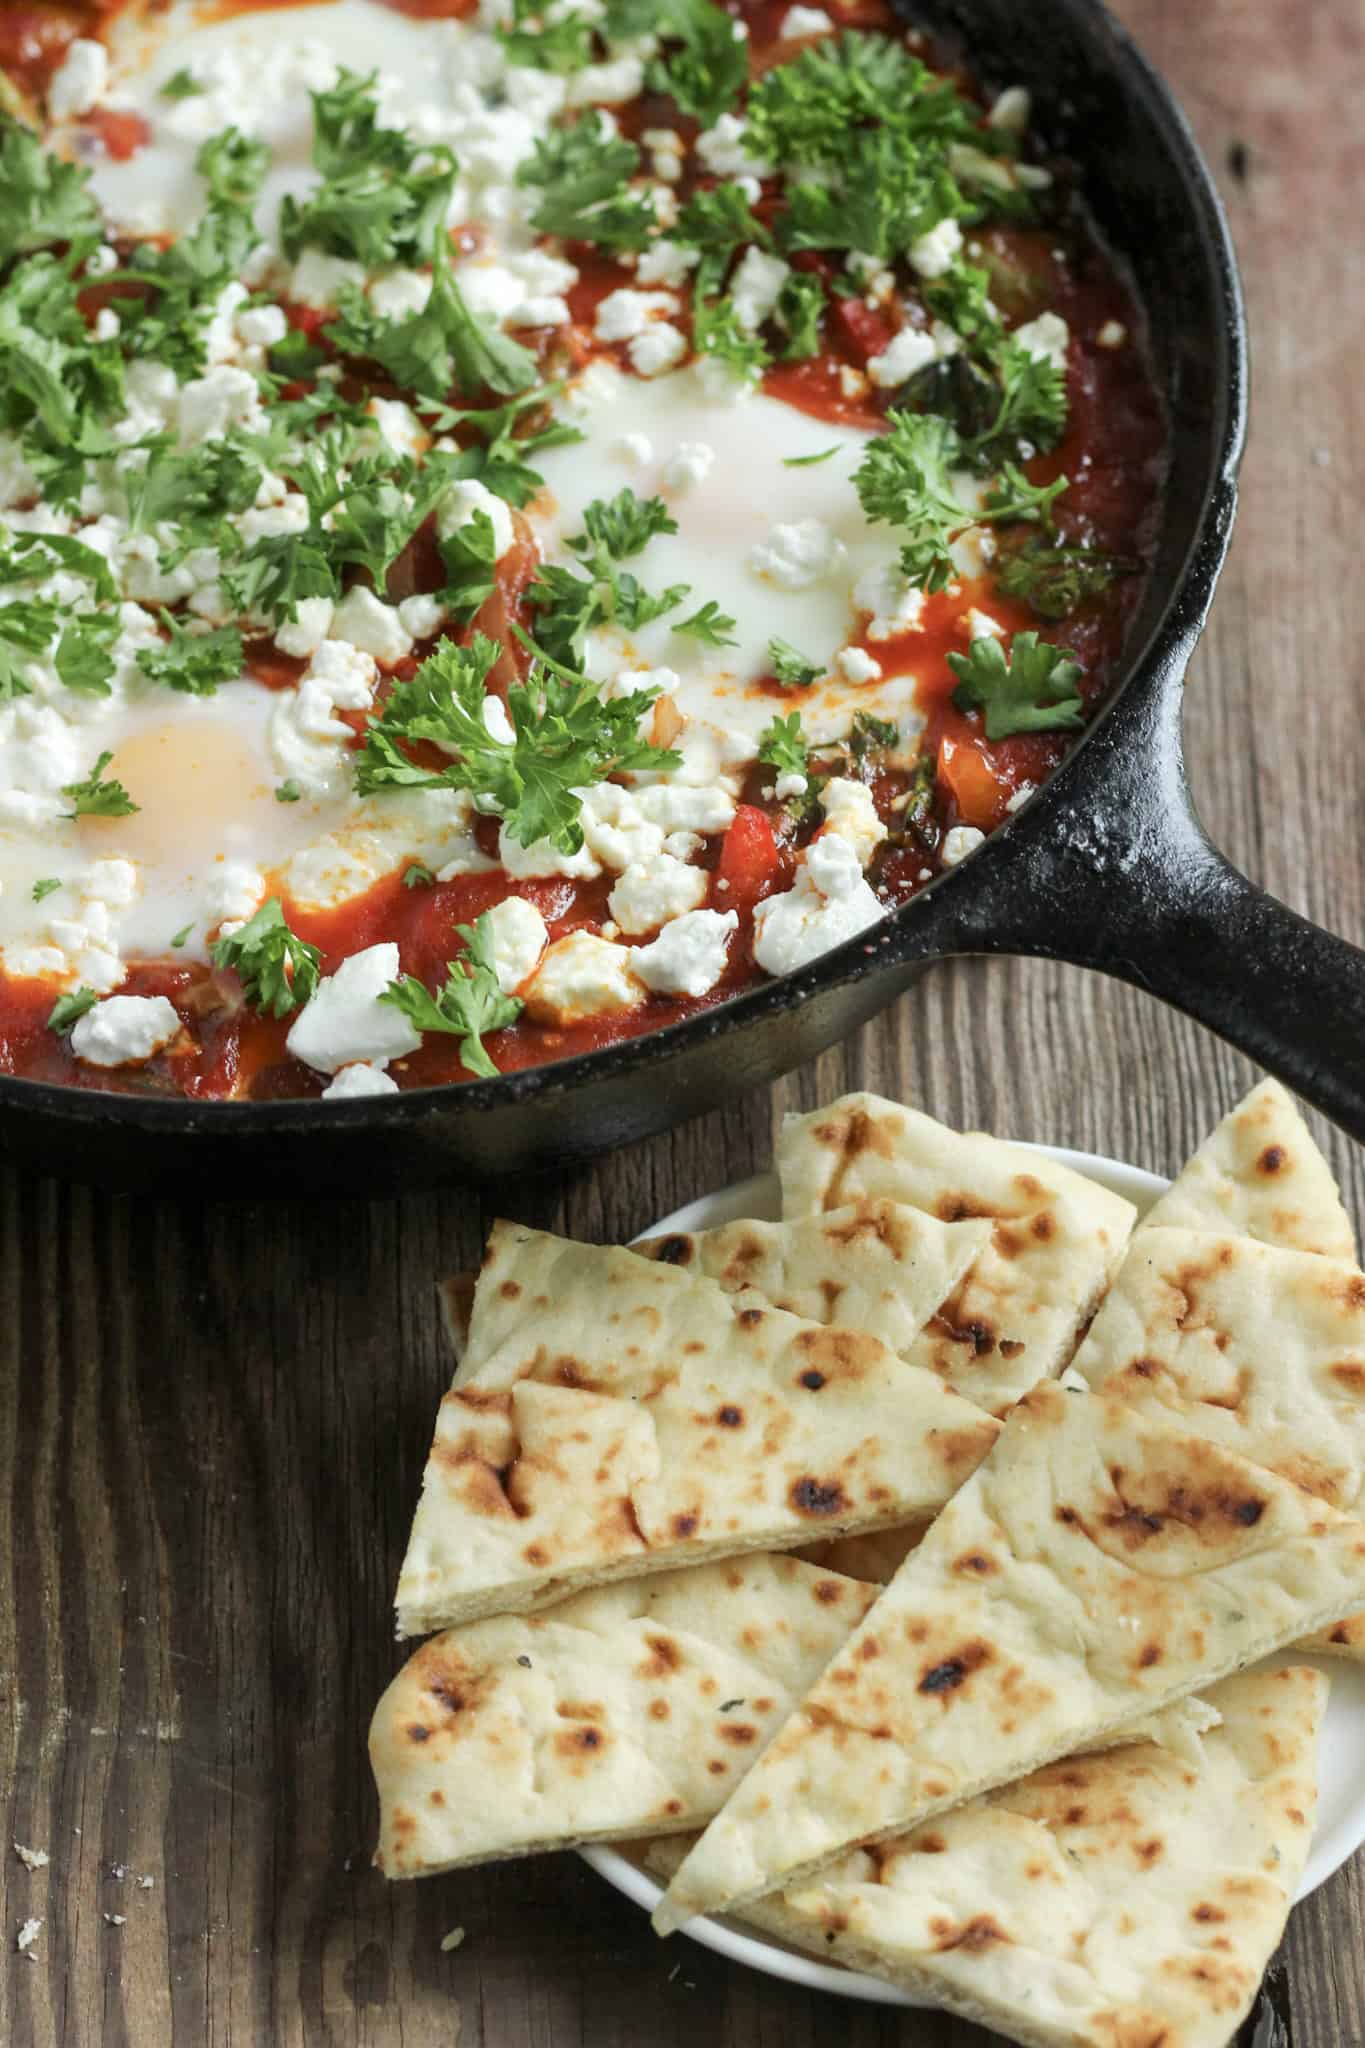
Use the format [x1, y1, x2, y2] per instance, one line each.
[581, 1144, 1365, 2007]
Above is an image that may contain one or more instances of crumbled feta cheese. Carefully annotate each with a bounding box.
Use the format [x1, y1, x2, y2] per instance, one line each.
[288, 248, 368, 310]
[749, 518, 846, 591]
[663, 441, 715, 491]
[636, 240, 698, 289]
[565, 55, 645, 105]
[178, 366, 265, 444]
[367, 396, 427, 460]
[695, 113, 771, 180]
[781, 5, 834, 34]
[752, 834, 884, 976]
[1097, 318, 1128, 349]
[522, 930, 645, 1025]
[286, 943, 422, 1075]
[70, 995, 182, 1069]
[498, 825, 601, 880]
[615, 432, 655, 466]
[275, 596, 335, 659]
[93, 307, 121, 344]
[562, 359, 626, 417]
[774, 770, 808, 800]
[271, 639, 379, 796]
[331, 586, 414, 666]
[836, 646, 882, 684]
[368, 268, 434, 321]
[838, 364, 869, 400]
[236, 304, 288, 349]
[437, 476, 515, 558]
[964, 607, 1005, 642]
[629, 324, 688, 377]
[595, 289, 678, 343]
[202, 861, 265, 930]
[941, 824, 986, 866]
[322, 1063, 400, 1099]
[632, 908, 737, 995]
[482, 895, 549, 991]
[729, 248, 790, 333]
[1012, 311, 1070, 371]
[609, 853, 708, 935]
[1005, 782, 1036, 814]
[398, 593, 447, 641]
[819, 777, 887, 868]
[636, 782, 735, 836]
[866, 326, 940, 389]
[48, 39, 108, 120]
[908, 217, 964, 280]
[854, 558, 927, 641]
[16, 1918, 42, 1955]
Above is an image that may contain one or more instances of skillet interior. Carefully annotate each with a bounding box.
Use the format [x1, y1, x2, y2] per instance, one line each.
[0, 0, 1245, 1192]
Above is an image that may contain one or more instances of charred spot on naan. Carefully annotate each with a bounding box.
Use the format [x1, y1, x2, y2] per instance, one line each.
[812, 1104, 900, 1209]
[929, 1912, 1011, 1953]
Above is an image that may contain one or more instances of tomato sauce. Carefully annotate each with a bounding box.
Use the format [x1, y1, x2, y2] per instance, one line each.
[0, 1, 1167, 1100]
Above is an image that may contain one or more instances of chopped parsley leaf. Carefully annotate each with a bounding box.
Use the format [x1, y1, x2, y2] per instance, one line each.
[170, 922, 194, 948]
[211, 896, 322, 1017]
[381, 911, 521, 1079]
[852, 411, 967, 592]
[526, 488, 686, 665]
[47, 986, 98, 1036]
[62, 749, 139, 818]
[517, 116, 654, 253]
[783, 445, 841, 468]
[757, 711, 809, 780]
[275, 779, 302, 804]
[768, 637, 821, 688]
[649, 0, 749, 127]
[55, 611, 122, 696]
[947, 631, 1085, 740]
[280, 69, 457, 268]
[137, 615, 245, 696]
[31, 877, 61, 903]
[994, 541, 1135, 620]
[402, 862, 435, 889]
[0, 117, 101, 268]
[328, 240, 537, 402]
[673, 599, 738, 647]
[160, 68, 204, 100]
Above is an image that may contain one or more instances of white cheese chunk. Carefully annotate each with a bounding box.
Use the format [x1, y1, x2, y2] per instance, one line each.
[70, 995, 181, 1069]
[781, 6, 834, 34]
[1012, 311, 1071, 371]
[631, 908, 736, 995]
[498, 825, 601, 880]
[285, 943, 422, 1075]
[522, 930, 646, 1025]
[629, 324, 688, 377]
[289, 248, 367, 309]
[866, 326, 940, 389]
[275, 596, 335, 659]
[748, 519, 846, 591]
[608, 854, 708, 935]
[483, 894, 549, 992]
[752, 834, 884, 976]
[836, 646, 882, 684]
[331, 586, 414, 666]
[48, 39, 109, 120]
[819, 777, 888, 868]
[941, 824, 986, 867]
[908, 217, 964, 280]
[636, 240, 698, 289]
[595, 289, 678, 343]
[322, 1062, 400, 1099]
[437, 477, 515, 559]
[730, 248, 790, 334]
[663, 441, 715, 491]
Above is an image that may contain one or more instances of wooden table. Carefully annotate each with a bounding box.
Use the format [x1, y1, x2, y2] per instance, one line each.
[3, 2, 1362, 2040]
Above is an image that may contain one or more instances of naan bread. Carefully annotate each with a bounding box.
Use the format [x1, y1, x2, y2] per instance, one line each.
[1072, 1226, 1365, 1661]
[654, 1379, 1365, 1933]
[776, 1094, 1136, 1406]
[1139, 1079, 1356, 1261]
[645, 1667, 1326, 2048]
[635, 1202, 1033, 1413]
[396, 1223, 999, 1636]
[372, 1553, 876, 1876]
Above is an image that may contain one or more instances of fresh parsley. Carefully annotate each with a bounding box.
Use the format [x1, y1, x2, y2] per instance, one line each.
[852, 411, 968, 592]
[171, 922, 194, 948]
[757, 711, 809, 780]
[994, 540, 1135, 620]
[0, 598, 58, 698]
[31, 876, 61, 902]
[783, 444, 841, 468]
[649, 0, 749, 127]
[0, 117, 101, 268]
[275, 779, 302, 804]
[525, 488, 685, 665]
[160, 68, 204, 100]
[62, 750, 139, 818]
[137, 615, 245, 696]
[673, 599, 738, 647]
[211, 896, 322, 1017]
[381, 911, 521, 1078]
[402, 862, 435, 889]
[517, 116, 655, 253]
[328, 240, 537, 402]
[54, 609, 121, 695]
[47, 985, 98, 1036]
[768, 637, 821, 688]
[947, 631, 1085, 739]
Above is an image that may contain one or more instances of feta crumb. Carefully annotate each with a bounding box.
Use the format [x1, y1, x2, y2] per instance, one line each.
[398, 593, 447, 641]
[781, 5, 834, 34]
[752, 835, 883, 976]
[482, 894, 548, 991]
[498, 825, 601, 881]
[1005, 781, 1036, 814]
[695, 113, 771, 180]
[236, 304, 288, 348]
[908, 217, 964, 280]
[286, 944, 422, 1075]
[441, 1927, 466, 1953]
[836, 646, 882, 684]
[437, 477, 515, 559]
[941, 824, 986, 866]
[729, 247, 790, 333]
[48, 39, 108, 120]
[16, 1918, 42, 1954]
[663, 440, 715, 491]
[632, 908, 737, 995]
[749, 518, 846, 591]
[988, 86, 1031, 134]
[1096, 318, 1128, 349]
[13, 1844, 48, 1872]
[635, 240, 698, 289]
[837, 364, 869, 400]
[289, 248, 367, 310]
[93, 307, 121, 344]
[964, 607, 1005, 642]
[867, 326, 940, 389]
[1012, 311, 1070, 371]
[70, 996, 182, 1069]
[628, 323, 687, 377]
[523, 930, 646, 1025]
[819, 776, 887, 867]
[615, 432, 655, 466]
[368, 268, 434, 321]
[322, 1063, 401, 1100]
[331, 586, 414, 666]
[609, 853, 708, 935]
[594, 288, 677, 343]
[774, 770, 807, 800]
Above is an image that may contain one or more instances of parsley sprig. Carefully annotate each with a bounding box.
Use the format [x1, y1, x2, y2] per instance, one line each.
[947, 631, 1085, 739]
[517, 117, 655, 253]
[211, 897, 322, 1017]
[62, 750, 139, 818]
[525, 488, 686, 665]
[280, 70, 457, 268]
[381, 911, 521, 1078]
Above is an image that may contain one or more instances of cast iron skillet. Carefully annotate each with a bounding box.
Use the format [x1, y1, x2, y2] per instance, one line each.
[3, 0, 1363, 1194]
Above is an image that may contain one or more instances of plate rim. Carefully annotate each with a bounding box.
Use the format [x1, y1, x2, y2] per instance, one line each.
[582, 1138, 1365, 2006]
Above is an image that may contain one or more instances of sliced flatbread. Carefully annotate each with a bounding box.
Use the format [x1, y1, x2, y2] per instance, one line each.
[372, 1553, 877, 1876]
[635, 1202, 1040, 1414]
[645, 1667, 1326, 2048]
[776, 1094, 1136, 1406]
[1072, 1225, 1365, 1660]
[1139, 1079, 1356, 1261]
[396, 1223, 1000, 1636]
[653, 1378, 1365, 1933]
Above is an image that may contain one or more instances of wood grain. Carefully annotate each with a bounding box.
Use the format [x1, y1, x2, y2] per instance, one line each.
[2, 2, 1363, 2041]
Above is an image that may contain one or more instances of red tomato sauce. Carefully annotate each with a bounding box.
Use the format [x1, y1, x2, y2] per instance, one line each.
[0, 2, 1167, 1099]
